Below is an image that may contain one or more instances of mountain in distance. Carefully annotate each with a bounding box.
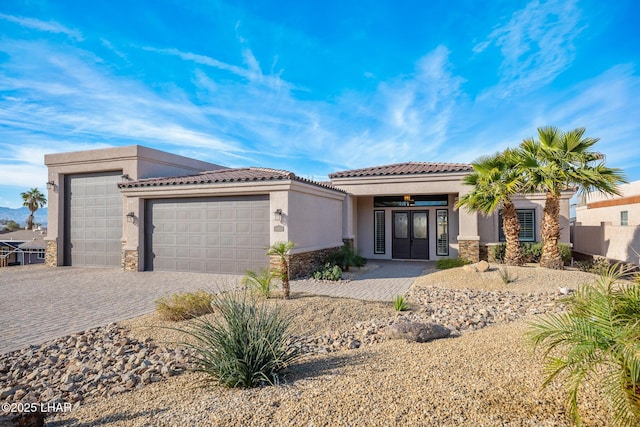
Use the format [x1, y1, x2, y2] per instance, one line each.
[0, 207, 48, 227]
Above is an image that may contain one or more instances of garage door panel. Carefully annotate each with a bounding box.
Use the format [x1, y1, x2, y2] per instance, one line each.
[147, 196, 269, 274]
[64, 171, 122, 267]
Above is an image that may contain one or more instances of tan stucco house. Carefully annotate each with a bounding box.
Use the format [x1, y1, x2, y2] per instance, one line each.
[44, 145, 573, 276]
[572, 180, 640, 264]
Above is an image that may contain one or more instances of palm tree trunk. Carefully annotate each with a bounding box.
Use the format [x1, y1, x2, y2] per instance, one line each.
[540, 191, 564, 269]
[502, 201, 524, 266]
[26, 213, 34, 230]
[280, 258, 290, 299]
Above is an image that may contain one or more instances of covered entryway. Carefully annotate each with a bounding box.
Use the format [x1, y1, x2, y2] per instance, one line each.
[63, 172, 123, 267]
[392, 210, 429, 259]
[145, 196, 270, 274]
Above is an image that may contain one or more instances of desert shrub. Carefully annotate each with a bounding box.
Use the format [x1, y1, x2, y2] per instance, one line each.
[493, 242, 571, 264]
[576, 257, 611, 275]
[436, 257, 471, 270]
[179, 291, 300, 388]
[497, 266, 512, 284]
[328, 244, 366, 271]
[491, 244, 506, 263]
[393, 295, 409, 311]
[527, 264, 640, 425]
[243, 269, 277, 298]
[558, 243, 572, 264]
[155, 290, 214, 321]
[313, 263, 343, 281]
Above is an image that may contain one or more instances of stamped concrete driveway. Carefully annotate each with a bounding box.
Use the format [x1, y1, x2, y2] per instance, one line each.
[0, 266, 242, 355]
[0, 261, 433, 355]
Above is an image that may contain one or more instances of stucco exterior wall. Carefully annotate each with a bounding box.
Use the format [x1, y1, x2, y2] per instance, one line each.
[476, 192, 573, 245]
[286, 182, 345, 254]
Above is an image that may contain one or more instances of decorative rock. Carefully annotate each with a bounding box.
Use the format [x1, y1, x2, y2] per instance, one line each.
[385, 321, 451, 343]
[558, 287, 574, 295]
[463, 264, 478, 273]
[477, 260, 490, 272]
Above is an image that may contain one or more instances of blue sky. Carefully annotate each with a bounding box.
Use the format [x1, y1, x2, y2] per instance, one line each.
[1, 0, 639, 208]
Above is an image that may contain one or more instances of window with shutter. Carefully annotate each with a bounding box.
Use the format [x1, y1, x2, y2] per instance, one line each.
[499, 209, 535, 242]
[374, 210, 385, 254]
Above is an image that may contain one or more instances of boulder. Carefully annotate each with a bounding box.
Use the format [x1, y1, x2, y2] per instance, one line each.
[477, 260, 490, 272]
[462, 264, 478, 273]
[385, 321, 451, 343]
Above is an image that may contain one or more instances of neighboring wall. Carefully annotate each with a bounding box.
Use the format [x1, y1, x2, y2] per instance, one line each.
[573, 180, 640, 264]
[572, 222, 640, 264]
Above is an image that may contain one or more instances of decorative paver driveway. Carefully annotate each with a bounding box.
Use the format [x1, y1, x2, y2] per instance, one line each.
[0, 260, 433, 354]
[0, 266, 242, 355]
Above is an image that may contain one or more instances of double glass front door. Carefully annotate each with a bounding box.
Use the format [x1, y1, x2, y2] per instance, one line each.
[392, 211, 428, 259]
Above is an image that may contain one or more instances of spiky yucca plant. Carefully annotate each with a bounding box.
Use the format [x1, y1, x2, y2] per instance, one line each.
[527, 264, 640, 426]
[179, 291, 300, 388]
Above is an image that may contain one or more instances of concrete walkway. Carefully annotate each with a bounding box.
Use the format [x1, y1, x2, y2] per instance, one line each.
[292, 260, 435, 301]
[0, 261, 433, 354]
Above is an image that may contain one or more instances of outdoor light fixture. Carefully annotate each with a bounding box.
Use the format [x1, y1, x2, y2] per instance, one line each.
[126, 212, 135, 223]
[46, 181, 55, 190]
[121, 174, 130, 181]
[403, 194, 411, 201]
[273, 209, 283, 222]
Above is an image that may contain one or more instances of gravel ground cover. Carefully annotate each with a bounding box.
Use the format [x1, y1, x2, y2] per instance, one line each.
[2, 264, 613, 426]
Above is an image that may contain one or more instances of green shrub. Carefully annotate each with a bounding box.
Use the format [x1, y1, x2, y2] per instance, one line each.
[558, 243, 572, 264]
[328, 244, 366, 271]
[155, 290, 214, 321]
[576, 257, 611, 275]
[243, 269, 277, 298]
[527, 264, 640, 425]
[179, 291, 300, 388]
[493, 242, 571, 264]
[436, 257, 471, 270]
[393, 295, 409, 311]
[312, 263, 343, 281]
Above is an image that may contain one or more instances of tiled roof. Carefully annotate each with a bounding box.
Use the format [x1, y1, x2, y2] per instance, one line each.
[119, 167, 344, 192]
[329, 162, 472, 178]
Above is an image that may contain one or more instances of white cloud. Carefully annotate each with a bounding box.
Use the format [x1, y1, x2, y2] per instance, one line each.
[0, 13, 83, 41]
[475, 0, 584, 98]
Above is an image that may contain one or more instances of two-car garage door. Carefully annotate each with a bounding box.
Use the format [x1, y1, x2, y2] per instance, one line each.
[145, 196, 270, 274]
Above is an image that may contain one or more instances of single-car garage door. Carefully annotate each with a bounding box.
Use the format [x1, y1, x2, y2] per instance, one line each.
[146, 196, 270, 274]
[64, 171, 123, 267]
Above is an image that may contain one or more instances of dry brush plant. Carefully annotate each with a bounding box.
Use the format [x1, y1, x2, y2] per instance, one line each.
[155, 290, 215, 321]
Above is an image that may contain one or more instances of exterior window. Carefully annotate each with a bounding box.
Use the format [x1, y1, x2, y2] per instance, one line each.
[374, 210, 385, 254]
[436, 209, 449, 256]
[37, 249, 45, 260]
[621, 211, 628, 226]
[499, 209, 535, 242]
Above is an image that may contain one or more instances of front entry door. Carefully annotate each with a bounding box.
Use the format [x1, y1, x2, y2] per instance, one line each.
[392, 211, 429, 259]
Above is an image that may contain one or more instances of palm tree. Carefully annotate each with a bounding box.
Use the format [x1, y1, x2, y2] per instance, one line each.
[21, 188, 47, 230]
[518, 126, 626, 269]
[527, 264, 640, 425]
[457, 149, 525, 266]
[266, 241, 295, 299]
